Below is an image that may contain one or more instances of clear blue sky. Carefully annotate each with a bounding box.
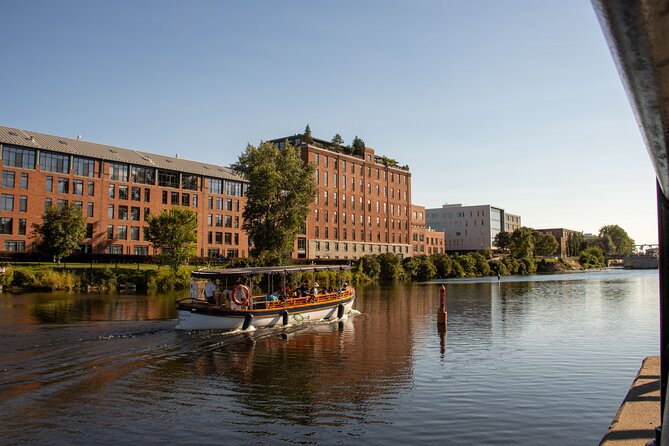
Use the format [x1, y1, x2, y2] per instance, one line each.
[1, 0, 658, 244]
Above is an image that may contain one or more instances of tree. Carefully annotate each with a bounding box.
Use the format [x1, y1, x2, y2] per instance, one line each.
[351, 136, 365, 156]
[331, 133, 344, 147]
[534, 231, 559, 257]
[232, 140, 316, 261]
[145, 207, 198, 273]
[580, 246, 605, 269]
[31, 204, 86, 264]
[599, 225, 635, 254]
[304, 124, 314, 143]
[493, 231, 511, 251]
[567, 232, 584, 256]
[508, 227, 535, 259]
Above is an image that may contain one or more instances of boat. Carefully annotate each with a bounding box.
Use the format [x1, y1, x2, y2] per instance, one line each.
[175, 265, 355, 330]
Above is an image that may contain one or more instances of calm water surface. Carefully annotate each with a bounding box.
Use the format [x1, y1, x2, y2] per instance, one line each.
[0, 269, 659, 445]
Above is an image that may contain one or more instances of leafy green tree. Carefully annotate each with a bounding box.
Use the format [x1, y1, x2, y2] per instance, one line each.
[145, 207, 198, 273]
[431, 253, 453, 278]
[599, 225, 635, 254]
[579, 246, 605, 268]
[493, 231, 511, 251]
[403, 255, 436, 281]
[31, 204, 86, 264]
[233, 141, 316, 261]
[304, 124, 314, 143]
[534, 231, 559, 256]
[378, 253, 404, 281]
[351, 136, 365, 156]
[508, 227, 535, 259]
[359, 255, 380, 280]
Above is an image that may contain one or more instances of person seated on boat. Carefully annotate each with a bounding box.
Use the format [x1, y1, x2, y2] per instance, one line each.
[310, 282, 320, 296]
[339, 281, 348, 291]
[267, 291, 279, 302]
[204, 280, 217, 304]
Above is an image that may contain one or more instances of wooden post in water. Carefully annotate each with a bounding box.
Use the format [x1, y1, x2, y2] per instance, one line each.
[437, 284, 447, 325]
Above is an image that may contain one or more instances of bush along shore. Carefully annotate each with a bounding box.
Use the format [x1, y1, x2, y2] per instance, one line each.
[0, 249, 604, 292]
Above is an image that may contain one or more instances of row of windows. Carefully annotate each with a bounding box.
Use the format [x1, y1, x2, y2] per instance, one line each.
[0, 218, 26, 235]
[314, 210, 407, 229]
[0, 194, 27, 212]
[161, 191, 199, 207]
[109, 184, 150, 202]
[106, 245, 150, 255]
[108, 205, 148, 221]
[313, 225, 407, 243]
[206, 248, 240, 258]
[47, 177, 95, 196]
[107, 225, 144, 241]
[2, 145, 246, 193]
[314, 240, 410, 254]
[314, 169, 407, 198]
[206, 231, 240, 245]
[206, 214, 239, 228]
[316, 191, 408, 215]
[2, 171, 29, 189]
[207, 197, 240, 212]
[313, 153, 408, 185]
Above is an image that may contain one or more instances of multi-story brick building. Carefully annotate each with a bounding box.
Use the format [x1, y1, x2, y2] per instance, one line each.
[0, 126, 249, 258]
[271, 135, 412, 260]
[410, 204, 445, 255]
[535, 228, 582, 257]
[504, 212, 522, 232]
[426, 203, 521, 252]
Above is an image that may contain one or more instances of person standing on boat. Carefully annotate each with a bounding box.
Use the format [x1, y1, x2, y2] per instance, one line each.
[204, 280, 217, 304]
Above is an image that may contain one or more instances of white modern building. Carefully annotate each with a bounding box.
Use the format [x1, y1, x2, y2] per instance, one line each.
[425, 203, 521, 252]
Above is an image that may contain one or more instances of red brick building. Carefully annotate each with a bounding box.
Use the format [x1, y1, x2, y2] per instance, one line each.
[535, 228, 582, 257]
[272, 135, 412, 260]
[0, 126, 249, 258]
[410, 204, 445, 255]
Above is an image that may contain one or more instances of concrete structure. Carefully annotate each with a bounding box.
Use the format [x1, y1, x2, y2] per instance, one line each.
[410, 204, 445, 255]
[536, 228, 582, 257]
[0, 126, 249, 258]
[271, 134, 412, 260]
[426, 203, 521, 252]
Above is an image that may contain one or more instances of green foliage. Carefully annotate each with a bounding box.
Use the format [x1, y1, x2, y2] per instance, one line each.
[359, 254, 381, 280]
[493, 231, 511, 251]
[145, 207, 198, 273]
[431, 254, 453, 278]
[403, 255, 436, 281]
[599, 225, 635, 255]
[508, 227, 535, 259]
[31, 204, 86, 264]
[11, 269, 37, 287]
[534, 232, 559, 257]
[580, 246, 606, 268]
[567, 232, 584, 256]
[351, 136, 365, 156]
[378, 253, 404, 281]
[147, 267, 191, 291]
[331, 133, 344, 147]
[0, 267, 14, 286]
[233, 141, 316, 262]
[79, 267, 117, 289]
[304, 124, 314, 143]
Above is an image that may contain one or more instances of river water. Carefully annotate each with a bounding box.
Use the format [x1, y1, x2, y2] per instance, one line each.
[0, 269, 659, 445]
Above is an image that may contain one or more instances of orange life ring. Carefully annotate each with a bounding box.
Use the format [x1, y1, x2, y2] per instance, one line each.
[232, 284, 251, 306]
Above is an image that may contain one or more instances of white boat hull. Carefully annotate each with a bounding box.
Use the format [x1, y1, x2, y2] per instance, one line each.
[175, 298, 355, 331]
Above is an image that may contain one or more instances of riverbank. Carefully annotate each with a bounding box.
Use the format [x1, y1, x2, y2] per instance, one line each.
[600, 356, 660, 446]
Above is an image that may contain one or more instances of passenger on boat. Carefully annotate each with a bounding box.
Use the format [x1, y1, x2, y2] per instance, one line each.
[267, 292, 279, 302]
[311, 282, 320, 295]
[204, 280, 217, 304]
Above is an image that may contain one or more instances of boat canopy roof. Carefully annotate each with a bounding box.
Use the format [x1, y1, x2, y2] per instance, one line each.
[191, 264, 351, 278]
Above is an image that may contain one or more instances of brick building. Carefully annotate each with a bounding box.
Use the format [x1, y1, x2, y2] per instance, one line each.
[271, 135, 412, 260]
[410, 204, 445, 255]
[0, 126, 249, 258]
[535, 228, 582, 257]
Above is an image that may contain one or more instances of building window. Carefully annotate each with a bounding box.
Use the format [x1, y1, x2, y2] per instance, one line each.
[73, 157, 95, 177]
[171, 192, 179, 205]
[44, 198, 52, 210]
[158, 170, 180, 188]
[71, 179, 83, 195]
[4, 241, 24, 252]
[107, 225, 114, 239]
[108, 245, 123, 255]
[118, 205, 128, 220]
[46, 176, 53, 193]
[18, 218, 26, 235]
[225, 199, 233, 211]
[108, 184, 115, 199]
[225, 216, 232, 228]
[117, 225, 127, 240]
[41, 152, 70, 173]
[131, 206, 140, 221]
[109, 162, 129, 182]
[215, 232, 223, 244]
[144, 188, 151, 202]
[2, 145, 36, 169]
[131, 187, 141, 201]
[118, 185, 129, 200]
[87, 202, 94, 217]
[87, 181, 94, 196]
[2, 171, 15, 188]
[19, 195, 27, 212]
[1, 194, 14, 211]
[108, 205, 114, 219]
[216, 198, 223, 210]
[181, 193, 190, 207]
[57, 178, 69, 194]
[0, 218, 13, 234]
[130, 226, 140, 241]
[224, 232, 232, 245]
[209, 178, 222, 194]
[215, 215, 223, 227]
[86, 223, 94, 239]
[134, 246, 148, 256]
[131, 166, 155, 185]
[182, 174, 198, 191]
[144, 208, 150, 221]
[20, 173, 28, 190]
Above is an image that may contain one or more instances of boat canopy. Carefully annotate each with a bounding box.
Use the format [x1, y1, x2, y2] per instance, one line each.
[191, 264, 351, 279]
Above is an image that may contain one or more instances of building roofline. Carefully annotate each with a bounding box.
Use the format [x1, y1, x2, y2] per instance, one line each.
[0, 125, 246, 182]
